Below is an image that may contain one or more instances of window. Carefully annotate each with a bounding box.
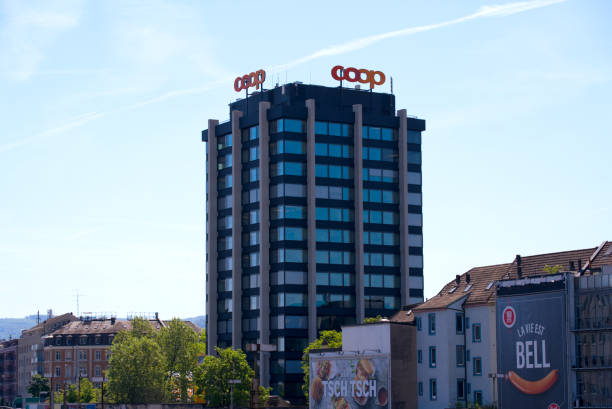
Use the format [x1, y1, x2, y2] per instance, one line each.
[242, 146, 259, 162]
[95, 366, 101, 377]
[364, 189, 397, 204]
[429, 379, 437, 401]
[315, 185, 353, 200]
[417, 350, 422, 363]
[242, 295, 260, 310]
[242, 273, 260, 289]
[456, 345, 465, 367]
[473, 323, 482, 342]
[364, 252, 399, 267]
[314, 143, 353, 158]
[271, 140, 306, 155]
[363, 167, 398, 182]
[271, 183, 306, 198]
[314, 121, 351, 136]
[363, 210, 397, 225]
[55, 367, 61, 377]
[271, 161, 305, 176]
[418, 382, 423, 396]
[241, 126, 259, 141]
[66, 365, 71, 377]
[473, 357, 482, 376]
[456, 313, 464, 334]
[79, 350, 87, 360]
[79, 367, 87, 377]
[316, 293, 355, 308]
[474, 391, 483, 406]
[272, 248, 306, 263]
[271, 205, 306, 220]
[416, 317, 422, 331]
[271, 270, 307, 285]
[272, 119, 305, 133]
[272, 226, 306, 242]
[316, 207, 353, 222]
[363, 126, 397, 141]
[429, 347, 437, 368]
[457, 379, 466, 400]
[95, 350, 101, 361]
[217, 133, 232, 150]
[362, 147, 397, 162]
[242, 188, 259, 204]
[55, 351, 61, 361]
[79, 336, 87, 345]
[315, 271, 354, 287]
[315, 164, 352, 179]
[428, 313, 436, 334]
[316, 250, 354, 265]
[316, 228, 353, 243]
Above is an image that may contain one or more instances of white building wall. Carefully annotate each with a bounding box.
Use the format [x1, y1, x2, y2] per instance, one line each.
[416, 300, 498, 408]
[342, 323, 391, 353]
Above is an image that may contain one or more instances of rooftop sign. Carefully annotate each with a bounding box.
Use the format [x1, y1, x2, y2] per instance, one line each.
[234, 69, 266, 92]
[331, 65, 386, 89]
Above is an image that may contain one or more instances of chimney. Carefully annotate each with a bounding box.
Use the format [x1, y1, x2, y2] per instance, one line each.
[516, 255, 522, 278]
[466, 274, 471, 284]
[155, 312, 159, 320]
[455, 275, 461, 285]
[111, 317, 116, 325]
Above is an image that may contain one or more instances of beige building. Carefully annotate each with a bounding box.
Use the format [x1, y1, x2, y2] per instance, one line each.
[17, 313, 77, 399]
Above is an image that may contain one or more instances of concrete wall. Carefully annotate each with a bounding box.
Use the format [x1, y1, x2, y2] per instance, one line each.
[342, 323, 390, 354]
[389, 324, 417, 409]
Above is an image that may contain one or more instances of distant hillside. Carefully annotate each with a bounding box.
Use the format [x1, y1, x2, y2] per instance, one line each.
[184, 315, 206, 330]
[0, 317, 38, 340]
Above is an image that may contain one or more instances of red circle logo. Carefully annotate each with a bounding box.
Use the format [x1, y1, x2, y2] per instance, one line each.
[502, 306, 516, 328]
[548, 403, 560, 409]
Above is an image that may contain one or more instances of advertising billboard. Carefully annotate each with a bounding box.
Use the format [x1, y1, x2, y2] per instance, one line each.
[309, 353, 390, 409]
[496, 289, 568, 409]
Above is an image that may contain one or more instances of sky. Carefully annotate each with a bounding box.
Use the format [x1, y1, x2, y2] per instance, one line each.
[1, 0, 611, 319]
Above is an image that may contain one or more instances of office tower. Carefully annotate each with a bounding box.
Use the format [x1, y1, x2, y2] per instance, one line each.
[202, 82, 425, 399]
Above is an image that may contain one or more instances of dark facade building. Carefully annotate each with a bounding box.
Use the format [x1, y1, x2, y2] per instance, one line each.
[0, 339, 18, 406]
[202, 82, 425, 399]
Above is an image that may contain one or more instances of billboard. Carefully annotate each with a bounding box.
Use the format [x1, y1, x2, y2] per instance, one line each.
[309, 354, 390, 409]
[496, 289, 568, 409]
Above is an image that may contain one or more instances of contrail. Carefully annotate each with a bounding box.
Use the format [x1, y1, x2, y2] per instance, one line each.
[0, 0, 567, 153]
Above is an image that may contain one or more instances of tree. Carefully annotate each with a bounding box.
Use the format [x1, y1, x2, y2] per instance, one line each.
[543, 264, 564, 274]
[54, 384, 79, 403]
[301, 330, 342, 398]
[157, 319, 206, 402]
[195, 347, 253, 407]
[107, 317, 169, 403]
[363, 315, 384, 324]
[27, 374, 50, 398]
[79, 378, 98, 403]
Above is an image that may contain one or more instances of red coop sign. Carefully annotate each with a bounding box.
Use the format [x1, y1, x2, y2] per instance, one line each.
[331, 65, 386, 89]
[234, 69, 266, 92]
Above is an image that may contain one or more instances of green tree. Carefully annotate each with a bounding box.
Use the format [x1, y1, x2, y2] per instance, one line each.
[543, 264, 564, 274]
[195, 347, 253, 407]
[301, 330, 342, 398]
[157, 318, 206, 402]
[54, 384, 79, 403]
[363, 315, 384, 324]
[27, 374, 50, 398]
[107, 317, 169, 403]
[78, 378, 98, 403]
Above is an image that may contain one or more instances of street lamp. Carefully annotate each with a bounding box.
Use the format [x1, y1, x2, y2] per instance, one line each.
[228, 379, 241, 409]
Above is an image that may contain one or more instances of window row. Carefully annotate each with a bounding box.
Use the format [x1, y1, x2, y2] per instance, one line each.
[316, 207, 353, 222]
[364, 231, 398, 246]
[315, 143, 353, 158]
[364, 273, 400, 288]
[218, 298, 233, 313]
[242, 188, 259, 204]
[316, 250, 354, 265]
[271, 161, 305, 177]
[362, 126, 396, 141]
[364, 295, 400, 310]
[242, 146, 259, 162]
[271, 226, 306, 241]
[316, 271, 354, 287]
[242, 209, 259, 225]
[363, 210, 398, 224]
[363, 167, 398, 183]
[362, 147, 396, 162]
[271, 140, 306, 155]
[271, 119, 306, 134]
[218, 236, 232, 251]
[271, 205, 306, 220]
[315, 164, 353, 179]
[242, 126, 259, 142]
[217, 153, 232, 170]
[364, 252, 399, 267]
[242, 317, 259, 332]
[218, 319, 232, 334]
[271, 315, 308, 329]
[271, 270, 307, 285]
[317, 293, 355, 308]
[271, 183, 306, 198]
[363, 188, 398, 204]
[242, 252, 260, 267]
[316, 228, 354, 243]
[272, 292, 307, 307]
[315, 185, 353, 200]
[315, 121, 352, 137]
[217, 133, 232, 150]
[217, 174, 232, 189]
[271, 248, 306, 264]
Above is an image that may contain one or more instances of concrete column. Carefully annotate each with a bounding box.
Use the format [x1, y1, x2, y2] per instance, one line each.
[306, 99, 317, 341]
[352, 104, 365, 323]
[258, 101, 271, 386]
[206, 119, 219, 355]
[231, 110, 243, 348]
[397, 109, 410, 306]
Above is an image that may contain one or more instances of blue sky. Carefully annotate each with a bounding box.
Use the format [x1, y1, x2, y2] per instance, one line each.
[1, 0, 610, 319]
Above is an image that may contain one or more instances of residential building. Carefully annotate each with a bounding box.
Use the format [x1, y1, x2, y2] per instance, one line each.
[17, 313, 77, 399]
[43, 315, 200, 391]
[410, 241, 612, 409]
[201, 81, 426, 400]
[0, 339, 18, 405]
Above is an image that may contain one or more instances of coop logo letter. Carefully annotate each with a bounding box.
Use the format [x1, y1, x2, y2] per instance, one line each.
[234, 70, 266, 92]
[331, 65, 386, 89]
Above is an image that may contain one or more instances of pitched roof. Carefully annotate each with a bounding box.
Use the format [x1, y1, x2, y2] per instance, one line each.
[414, 241, 611, 312]
[50, 318, 201, 336]
[22, 312, 78, 335]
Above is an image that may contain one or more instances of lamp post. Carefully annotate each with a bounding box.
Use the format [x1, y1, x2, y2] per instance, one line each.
[228, 379, 241, 409]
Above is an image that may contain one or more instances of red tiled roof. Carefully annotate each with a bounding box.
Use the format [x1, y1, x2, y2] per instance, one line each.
[414, 241, 611, 312]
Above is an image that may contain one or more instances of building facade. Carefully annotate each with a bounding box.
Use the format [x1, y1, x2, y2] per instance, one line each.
[411, 240, 612, 409]
[17, 313, 77, 399]
[202, 82, 425, 399]
[0, 339, 18, 405]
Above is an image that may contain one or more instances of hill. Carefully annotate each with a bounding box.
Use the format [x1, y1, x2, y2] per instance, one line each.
[0, 317, 38, 340]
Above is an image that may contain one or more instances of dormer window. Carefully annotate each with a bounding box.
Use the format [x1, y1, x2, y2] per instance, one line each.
[54, 337, 62, 346]
[79, 336, 87, 345]
[66, 336, 72, 346]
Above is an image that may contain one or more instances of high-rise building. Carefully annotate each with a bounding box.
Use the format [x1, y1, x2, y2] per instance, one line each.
[202, 81, 425, 400]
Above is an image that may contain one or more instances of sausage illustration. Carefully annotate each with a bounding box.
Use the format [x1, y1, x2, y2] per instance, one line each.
[507, 369, 558, 395]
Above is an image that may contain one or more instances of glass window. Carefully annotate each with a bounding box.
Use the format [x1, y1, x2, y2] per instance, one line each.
[284, 119, 305, 133]
[429, 347, 437, 367]
[370, 274, 382, 287]
[328, 122, 341, 136]
[457, 379, 465, 400]
[315, 121, 328, 135]
[456, 313, 464, 334]
[285, 315, 307, 329]
[315, 164, 328, 177]
[316, 229, 328, 242]
[473, 357, 482, 375]
[428, 313, 436, 334]
[315, 143, 327, 156]
[285, 140, 305, 154]
[456, 345, 465, 366]
[316, 250, 329, 264]
[316, 272, 329, 286]
[429, 379, 437, 400]
[285, 227, 305, 241]
[316, 207, 328, 220]
[407, 151, 422, 164]
[328, 144, 342, 157]
[473, 323, 482, 342]
[285, 270, 307, 285]
[285, 205, 305, 219]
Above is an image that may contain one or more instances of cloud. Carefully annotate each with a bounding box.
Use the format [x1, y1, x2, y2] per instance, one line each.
[1, 0, 567, 153]
[0, 0, 83, 81]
